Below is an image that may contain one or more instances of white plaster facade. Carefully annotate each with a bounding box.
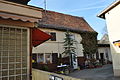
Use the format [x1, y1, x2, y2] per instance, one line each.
[32, 28, 84, 63]
[98, 34, 112, 63]
[98, 0, 120, 76]
[98, 47, 112, 62]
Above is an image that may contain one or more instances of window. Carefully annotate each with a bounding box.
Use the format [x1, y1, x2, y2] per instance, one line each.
[50, 32, 56, 41]
[45, 32, 56, 41]
[37, 54, 44, 63]
[0, 26, 29, 80]
[105, 48, 109, 60]
[32, 53, 52, 64]
[52, 53, 58, 64]
[32, 54, 37, 63]
[45, 53, 52, 63]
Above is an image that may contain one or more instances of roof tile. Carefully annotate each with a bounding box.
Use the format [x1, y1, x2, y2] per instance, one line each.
[39, 10, 96, 32]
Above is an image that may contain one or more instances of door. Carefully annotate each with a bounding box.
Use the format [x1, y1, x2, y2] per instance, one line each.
[52, 53, 58, 64]
[100, 53, 104, 64]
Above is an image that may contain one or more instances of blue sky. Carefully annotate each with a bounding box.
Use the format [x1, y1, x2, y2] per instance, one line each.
[28, 0, 115, 40]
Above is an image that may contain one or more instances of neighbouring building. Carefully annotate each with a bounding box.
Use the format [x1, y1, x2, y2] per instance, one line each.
[98, 0, 120, 76]
[0, 0, 47, 80]
[97, 34, 112, 64]
[32, 10, 98, 71]
[32, 28, 83, 70]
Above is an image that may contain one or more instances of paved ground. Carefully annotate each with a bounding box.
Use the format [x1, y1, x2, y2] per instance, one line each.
[68, 64, 120, 80]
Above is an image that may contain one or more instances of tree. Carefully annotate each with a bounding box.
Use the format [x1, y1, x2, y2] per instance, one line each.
[63, 30, 76, 68]
[80, 32, 98, 59]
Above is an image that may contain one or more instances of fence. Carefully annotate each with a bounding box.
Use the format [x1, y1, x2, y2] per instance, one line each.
[32, 69, 83, 80]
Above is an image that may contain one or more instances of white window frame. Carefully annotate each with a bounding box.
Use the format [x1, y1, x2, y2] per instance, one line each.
[35, 53, 52, 64]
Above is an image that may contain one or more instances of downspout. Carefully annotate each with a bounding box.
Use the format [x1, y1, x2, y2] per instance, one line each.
[30, 28, 32, 80]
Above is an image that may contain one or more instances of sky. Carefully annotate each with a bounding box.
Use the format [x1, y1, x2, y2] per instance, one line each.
[28, 0, 116, 40]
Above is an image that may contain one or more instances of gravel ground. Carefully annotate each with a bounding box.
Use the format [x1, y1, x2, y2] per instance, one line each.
[68, 64, 120, 80]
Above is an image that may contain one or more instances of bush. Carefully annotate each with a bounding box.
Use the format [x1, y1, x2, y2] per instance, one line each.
[42, 65, 49, 71]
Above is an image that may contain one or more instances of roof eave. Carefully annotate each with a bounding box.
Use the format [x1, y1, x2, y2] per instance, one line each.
[97, 0, 120, 19]
[38, 23, 98, 34]
[0, 0, 43, 22]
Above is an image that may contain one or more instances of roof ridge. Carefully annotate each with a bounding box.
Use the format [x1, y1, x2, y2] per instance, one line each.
[41, 9, 96, 32]
[43, 9, 83, 19]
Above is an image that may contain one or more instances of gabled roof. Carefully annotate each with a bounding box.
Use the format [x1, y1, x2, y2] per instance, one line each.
[98, 34, 110, 44]
[97, 0, 120, 19]
[97, 34, 110, 47]
[39, 10, 96, 33]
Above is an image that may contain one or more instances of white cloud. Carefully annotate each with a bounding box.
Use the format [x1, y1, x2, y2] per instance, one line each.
[84, 0, 106, 7]
[64, 5, 106, 12]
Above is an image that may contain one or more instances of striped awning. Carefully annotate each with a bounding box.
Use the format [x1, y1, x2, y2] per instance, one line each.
[0, 12, 39, 22]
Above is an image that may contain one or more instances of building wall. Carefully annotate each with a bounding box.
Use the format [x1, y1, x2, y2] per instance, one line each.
[32, 28, 84, 63]
[105, 4, 120, 76]
[0, 24, 30, 80]
[0, 0, 42, 19]
[32, 69, 80, 80]
[98, 47, 112, 62]
[97, 34, 112, 63]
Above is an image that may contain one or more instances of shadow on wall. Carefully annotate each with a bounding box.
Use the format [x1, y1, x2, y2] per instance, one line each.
[32, 69, 81, 80]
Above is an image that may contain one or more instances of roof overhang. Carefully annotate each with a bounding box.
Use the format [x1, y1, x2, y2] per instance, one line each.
[97, 0, 120, 19]
[38, 23, 98, 34]
[0, 0, 42, 22]
[5, 0, 30, 5]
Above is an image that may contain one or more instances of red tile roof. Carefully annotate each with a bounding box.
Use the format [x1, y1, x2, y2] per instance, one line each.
[39, 10, 95, 32]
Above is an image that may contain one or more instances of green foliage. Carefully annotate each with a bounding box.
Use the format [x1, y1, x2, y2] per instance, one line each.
[80, 32, 98, 59]
[63, 30, 77, 68]
[42, 65, 49, 71]
[63, 30, 76, 55]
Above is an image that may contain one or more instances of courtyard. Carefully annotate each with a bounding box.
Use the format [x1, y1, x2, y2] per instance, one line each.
[68, 64, 120, 80]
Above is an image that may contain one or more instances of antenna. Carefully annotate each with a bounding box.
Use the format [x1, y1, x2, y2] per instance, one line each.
[44, 0, 47, 10]
[40, 0, 47, 22]
[44, 0, 47, 18]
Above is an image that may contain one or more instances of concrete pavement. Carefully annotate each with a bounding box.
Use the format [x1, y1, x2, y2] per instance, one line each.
[68, 64, 120, 80]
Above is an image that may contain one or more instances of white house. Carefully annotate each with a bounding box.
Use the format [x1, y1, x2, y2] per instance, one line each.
[97, 34, 112, 64]
[32, 10, 97, 70]
[98, 0, 120, 76]
[32, 28, 84, 64]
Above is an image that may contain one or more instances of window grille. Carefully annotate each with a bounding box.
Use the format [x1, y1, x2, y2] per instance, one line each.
[0, 26, 29, 80]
